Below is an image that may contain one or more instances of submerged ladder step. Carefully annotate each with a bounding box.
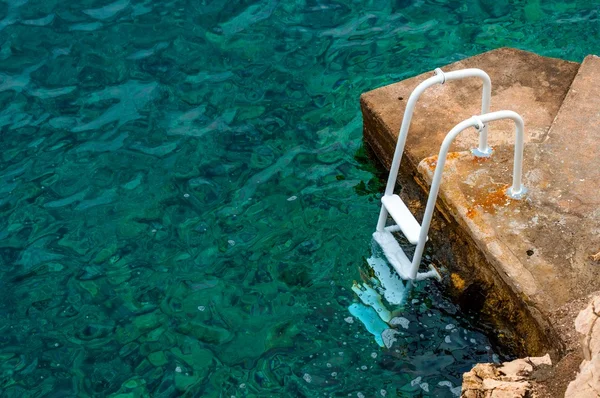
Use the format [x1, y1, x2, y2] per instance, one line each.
[372, 230, 412, 279]
[381, 194, 422, 245]
[373, 229, 442, 281]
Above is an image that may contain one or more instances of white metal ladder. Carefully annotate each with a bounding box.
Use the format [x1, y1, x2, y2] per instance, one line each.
[373, 68, 527, 281]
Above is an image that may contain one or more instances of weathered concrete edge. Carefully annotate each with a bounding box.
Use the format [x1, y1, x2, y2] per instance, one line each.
[410, 54, 599, 356]
[417, 151, 539, 304]
[396, 160, 559, 356]
[360, 50, 580, 356]
[361, 111, 567, 356]
[415, 151, 563, 356]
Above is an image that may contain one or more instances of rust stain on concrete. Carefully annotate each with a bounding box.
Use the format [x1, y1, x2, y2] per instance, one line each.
[469, 184, 512, 214]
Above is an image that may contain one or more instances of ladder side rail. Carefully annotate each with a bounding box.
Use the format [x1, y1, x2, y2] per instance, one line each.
[376, 73, 444, 231]
[409, 118, 476, 279]
[383, 73, 444, 197]
[409, 110, 526, 280]
[476, 111, 526, 198]
[376, 68, 492, 232]
[443, 69, 492, 156]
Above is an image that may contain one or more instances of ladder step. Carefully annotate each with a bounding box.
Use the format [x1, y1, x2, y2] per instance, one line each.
[372, 230, 412, 279]
[381, 194, 422, 245]
[373, 230, 441, 281]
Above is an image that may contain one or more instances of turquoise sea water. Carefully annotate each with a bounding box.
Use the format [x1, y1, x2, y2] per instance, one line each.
[0, 0, 598, 396]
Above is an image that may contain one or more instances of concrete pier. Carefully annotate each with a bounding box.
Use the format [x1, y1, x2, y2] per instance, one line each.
[361, 48, 600, 358]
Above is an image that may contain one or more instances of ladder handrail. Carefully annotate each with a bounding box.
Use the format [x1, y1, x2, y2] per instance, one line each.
[409, 110, 526, 279]
[384, 68, 492, 197]
[376, 68, 492, 232]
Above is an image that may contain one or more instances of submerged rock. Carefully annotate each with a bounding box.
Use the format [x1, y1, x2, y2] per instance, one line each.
[148, 351, 168, 367]
[176, 321, 233, 345]
[171, 344, 213, 371]
[133, 312, 165, 332]
[215, 331, 268, 366]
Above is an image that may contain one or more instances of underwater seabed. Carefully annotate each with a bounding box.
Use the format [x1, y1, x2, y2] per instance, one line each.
[6, 0, 600, 395]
